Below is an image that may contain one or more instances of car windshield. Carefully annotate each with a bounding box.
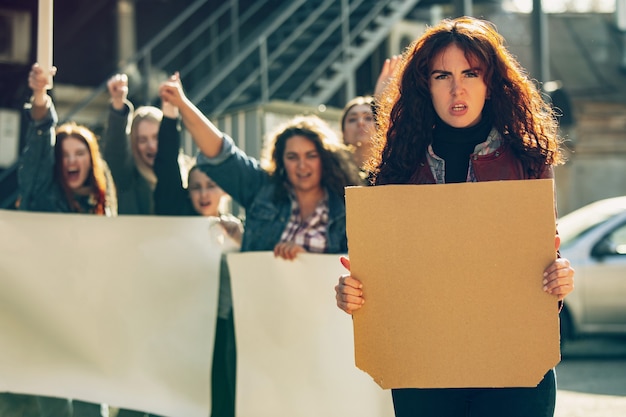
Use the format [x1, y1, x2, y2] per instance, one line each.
[558, 197, 626, 247]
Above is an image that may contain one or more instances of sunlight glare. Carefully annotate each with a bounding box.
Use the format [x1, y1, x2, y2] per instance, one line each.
[503, 0, 616, 13]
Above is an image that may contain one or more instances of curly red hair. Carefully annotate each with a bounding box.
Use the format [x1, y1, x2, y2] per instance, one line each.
[370, 17, 564, 185]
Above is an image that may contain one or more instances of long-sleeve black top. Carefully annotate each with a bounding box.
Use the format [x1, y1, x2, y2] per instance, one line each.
[153, 116, 196, 216]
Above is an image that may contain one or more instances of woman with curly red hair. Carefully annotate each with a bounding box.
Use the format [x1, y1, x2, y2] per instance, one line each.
[335, 17, 575, 417]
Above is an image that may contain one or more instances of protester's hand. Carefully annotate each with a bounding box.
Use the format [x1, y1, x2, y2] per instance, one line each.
[159, 72, 187, 109]
[374, 55, 400, 98]
[161, 89, 179, 119]
[543, 235, 575, 301]
[107, 73, 128, 111]
[219, 216, 243, 245]
[28, 63, 56, 105]
[335, 256, 365, 314]
[273, 241, 306, 260]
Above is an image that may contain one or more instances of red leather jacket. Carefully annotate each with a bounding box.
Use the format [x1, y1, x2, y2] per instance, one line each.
[408, 140, 554, 184]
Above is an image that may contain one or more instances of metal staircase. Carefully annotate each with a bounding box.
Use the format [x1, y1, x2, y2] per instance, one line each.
[186, 0, 421, 115]
[63, 0, 421, 122]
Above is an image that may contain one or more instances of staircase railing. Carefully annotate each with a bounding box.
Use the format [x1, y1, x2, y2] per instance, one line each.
[295, 0, 421, 104]
[62, 0, 421, 123]
[188, 0, 323, 114]
[188, 0, 421, 116]
[61, 0, 270, 123]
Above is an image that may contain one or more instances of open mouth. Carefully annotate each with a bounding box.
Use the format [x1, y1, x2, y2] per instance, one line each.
[451, 104, 467, 112]
[66, 168, 81, 182]
[144, 153, 156, 164]
[297, 172, 312, 180]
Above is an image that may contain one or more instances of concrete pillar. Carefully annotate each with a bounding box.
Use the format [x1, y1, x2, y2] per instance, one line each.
[117, 0, 136, 67]
[617, 0, 626, 71]
[531, 0, 550, 83]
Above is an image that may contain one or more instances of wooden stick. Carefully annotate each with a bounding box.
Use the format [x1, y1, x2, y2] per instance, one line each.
[37, 0, 54, 88]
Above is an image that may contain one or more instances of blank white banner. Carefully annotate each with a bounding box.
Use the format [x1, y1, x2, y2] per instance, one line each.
[0, 210, 223, 417]
[227, 252, 394, 417]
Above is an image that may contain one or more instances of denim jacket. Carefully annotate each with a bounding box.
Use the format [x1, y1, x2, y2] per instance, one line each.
[18, 101, 117, 215]
[17, 102, 78, 213]
[196, 135, 348, 253]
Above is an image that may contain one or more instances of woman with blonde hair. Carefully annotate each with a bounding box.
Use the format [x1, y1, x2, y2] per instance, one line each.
[103, 73, 190, 215]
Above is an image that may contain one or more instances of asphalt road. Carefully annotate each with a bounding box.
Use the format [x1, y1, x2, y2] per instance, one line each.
[554, 336, 626, 417]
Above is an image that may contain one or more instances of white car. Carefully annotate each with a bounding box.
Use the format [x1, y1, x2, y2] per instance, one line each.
[557, 196, 626, 343]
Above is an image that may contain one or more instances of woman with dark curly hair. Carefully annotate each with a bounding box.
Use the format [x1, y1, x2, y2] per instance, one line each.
[335, 17, 575, 417]
[158, 75, 361, 417]
[159, 75, 362, 260]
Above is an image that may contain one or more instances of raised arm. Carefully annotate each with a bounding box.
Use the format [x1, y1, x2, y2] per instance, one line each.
[28, 63, 54, 119]
[374, 55, 401, 99]
[101, 73, 135, 189]
[153, 95, 189, 215]
[108, 73, 128, 111]
[159, 72, 224, 158]
[19, 63, 58, 211]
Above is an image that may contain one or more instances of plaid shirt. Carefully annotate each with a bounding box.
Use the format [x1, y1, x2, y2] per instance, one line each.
[279, 191, 329, 253]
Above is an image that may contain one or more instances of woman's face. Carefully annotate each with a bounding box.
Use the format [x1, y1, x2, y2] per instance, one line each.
[342, 104, 375, 147]
[282, 135, 323, 194]
[429, 44, 488, 128]
[136, 119, 159, 167]
[61, 136, 92, 191]
[188, 169, 225, 217]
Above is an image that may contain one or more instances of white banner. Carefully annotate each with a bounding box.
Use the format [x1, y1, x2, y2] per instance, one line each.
[0, 210, 222, 417]
[227, 252, 394, 417]
[0, 210, 394, 417]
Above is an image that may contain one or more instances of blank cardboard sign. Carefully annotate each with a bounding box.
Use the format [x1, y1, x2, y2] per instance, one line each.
[345, 179, 561, 389]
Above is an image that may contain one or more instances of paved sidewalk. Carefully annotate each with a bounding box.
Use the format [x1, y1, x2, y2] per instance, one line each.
[554, 337, 626, 417]
[556, 390, 626, 417]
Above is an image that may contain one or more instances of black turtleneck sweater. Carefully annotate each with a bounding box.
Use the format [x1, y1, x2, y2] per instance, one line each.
[432, 110, 493, 183]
